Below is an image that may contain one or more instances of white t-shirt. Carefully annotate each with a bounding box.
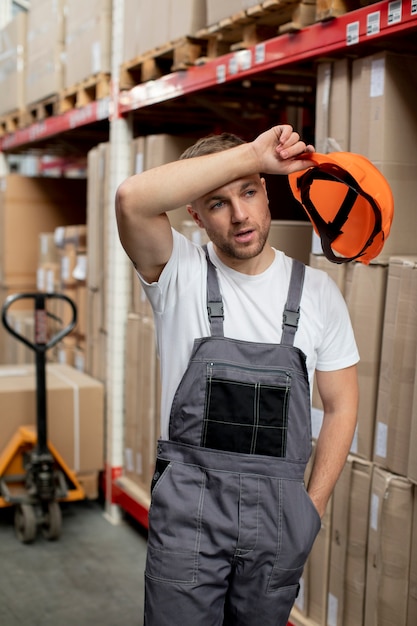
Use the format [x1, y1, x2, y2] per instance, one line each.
[139, 229, 359, 440]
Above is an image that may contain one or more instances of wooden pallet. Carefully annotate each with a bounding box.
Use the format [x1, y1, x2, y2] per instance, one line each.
[120, 37, 207, 90]
[196, 1, 303, 55]
[24, 95, 61, 126]
[0, 109, 27, 137]
[2, 74, 112, 133]
[58, 72, 111, 114]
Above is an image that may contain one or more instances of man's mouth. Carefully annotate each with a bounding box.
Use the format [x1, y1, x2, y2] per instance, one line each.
[234, 229, 255, 243]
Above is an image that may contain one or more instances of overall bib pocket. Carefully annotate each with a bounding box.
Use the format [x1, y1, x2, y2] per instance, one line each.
[202, 362, 292, 457]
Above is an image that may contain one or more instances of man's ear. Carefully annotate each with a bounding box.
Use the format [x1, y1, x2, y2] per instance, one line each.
[187, 204, 204, 228]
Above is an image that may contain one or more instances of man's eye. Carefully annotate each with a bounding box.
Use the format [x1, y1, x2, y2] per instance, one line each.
[211, 201, 224, 210]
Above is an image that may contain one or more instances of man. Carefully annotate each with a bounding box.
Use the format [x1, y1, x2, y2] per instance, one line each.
[115, 124, 359, 626]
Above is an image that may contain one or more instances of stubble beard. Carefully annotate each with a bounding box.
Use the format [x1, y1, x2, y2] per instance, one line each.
[206, 221, 270, 261]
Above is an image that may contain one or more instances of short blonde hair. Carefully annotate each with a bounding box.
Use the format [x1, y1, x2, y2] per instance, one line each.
[180, 133, 245, 160]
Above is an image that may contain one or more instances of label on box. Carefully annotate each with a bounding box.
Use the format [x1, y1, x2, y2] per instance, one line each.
[125, 447, 134, 472]
[37, 267, 45, 291]
[370, 58, 385, 97]
[388, 0, 402, 24]
[367, 11, 380, 36]
[346, 21, 359, 46]
[374, 421, 388, 458]
[370, 493, 379, 531]
[327, 593, 338, 626]
[350, 425, 358, 454]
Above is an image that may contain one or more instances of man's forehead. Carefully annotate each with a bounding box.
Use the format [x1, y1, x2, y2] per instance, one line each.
[202, 175, 262, 199]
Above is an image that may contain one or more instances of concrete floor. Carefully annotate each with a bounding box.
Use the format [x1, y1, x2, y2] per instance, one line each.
[0, 498, 148, 626]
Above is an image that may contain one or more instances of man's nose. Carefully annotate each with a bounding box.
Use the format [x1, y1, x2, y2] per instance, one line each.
[231, 199, 247, 222]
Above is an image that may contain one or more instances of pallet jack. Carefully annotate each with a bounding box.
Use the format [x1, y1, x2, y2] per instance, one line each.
[0, 292, 85, 543]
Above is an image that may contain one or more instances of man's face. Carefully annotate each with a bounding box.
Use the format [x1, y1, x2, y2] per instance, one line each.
[188, 175, 271, 267]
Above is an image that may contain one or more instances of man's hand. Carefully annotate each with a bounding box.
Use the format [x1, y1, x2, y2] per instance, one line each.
[251, 124, 315, 176]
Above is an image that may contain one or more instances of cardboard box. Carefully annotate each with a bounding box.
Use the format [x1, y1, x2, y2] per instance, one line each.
[0, 12, 27, 115]
[315, 57, 351, 153]
[64, 0, 112, 88]
[169, 0, 207, 40]
[344, 262, 388, 460]
[0, 363, 104, 473]
[207, 0, 243, 25]
[343, 458, 373, 626]
[408, 486, 417, 626]
[0, 174, 86, 284]
[123, 0, 170, 61]
[124, 314, 159, 490]
[374, 256, 417, 476]
[327, 456, 372, 626]
[350, 52, 417, 263]
[268, 220, 313, 265]
[408, 353, 417, 483]
[307, 498, 333, 624]
[365, 467, 413, 626]
[25, 0, 65, 104]
[85, 143, 108, 380]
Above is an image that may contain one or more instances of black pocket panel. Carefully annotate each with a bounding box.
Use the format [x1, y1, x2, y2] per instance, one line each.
[202, 367, 290, 457]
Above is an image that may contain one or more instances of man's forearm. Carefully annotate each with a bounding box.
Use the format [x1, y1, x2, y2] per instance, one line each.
[307, 410, 357, 518]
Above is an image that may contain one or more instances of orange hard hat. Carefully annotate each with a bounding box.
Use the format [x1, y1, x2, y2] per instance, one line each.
[288, 152, 394, 264]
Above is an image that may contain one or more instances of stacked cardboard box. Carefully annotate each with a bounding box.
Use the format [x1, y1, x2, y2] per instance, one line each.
[0, 12, 27, 116]
[63, 0, 112, 89]
[0, 362, 104, 498]
[37, 232, 61, 294]
[123, 0, 206, 63]
[85, 142, 110, 383]
[364, 468, 414, 626]
[124, 311, 160, 493]
[308, 56, 417, 619]
[52, 224, 88, 369]
[329, 457, 372, 626]
[25, 0, 65, 105]
[373, 257, 417, 479]
[350, 52, 417, 264]
[315, 59, 351, 154]
[0, 174, 86, 365]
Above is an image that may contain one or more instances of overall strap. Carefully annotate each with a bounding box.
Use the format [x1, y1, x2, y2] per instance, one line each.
[281, 259, 305, 347]
[203, 244, 224, 337]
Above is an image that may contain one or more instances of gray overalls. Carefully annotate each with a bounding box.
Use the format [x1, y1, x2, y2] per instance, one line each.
[144, 249, 321, 626]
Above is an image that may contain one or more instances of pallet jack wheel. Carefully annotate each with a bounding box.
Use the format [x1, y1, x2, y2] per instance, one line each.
[14, 503, 37, 544]
[41, 501, 62, 541]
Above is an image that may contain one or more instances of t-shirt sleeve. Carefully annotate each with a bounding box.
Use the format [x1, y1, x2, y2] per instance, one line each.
[136, 229, 204, 315]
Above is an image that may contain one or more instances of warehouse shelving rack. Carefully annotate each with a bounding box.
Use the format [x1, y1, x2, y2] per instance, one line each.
[0, 0, 416, 550]
[0, 0, 417, 527]
[1, 2, 416, 624]
[0, 0, 416, 153]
